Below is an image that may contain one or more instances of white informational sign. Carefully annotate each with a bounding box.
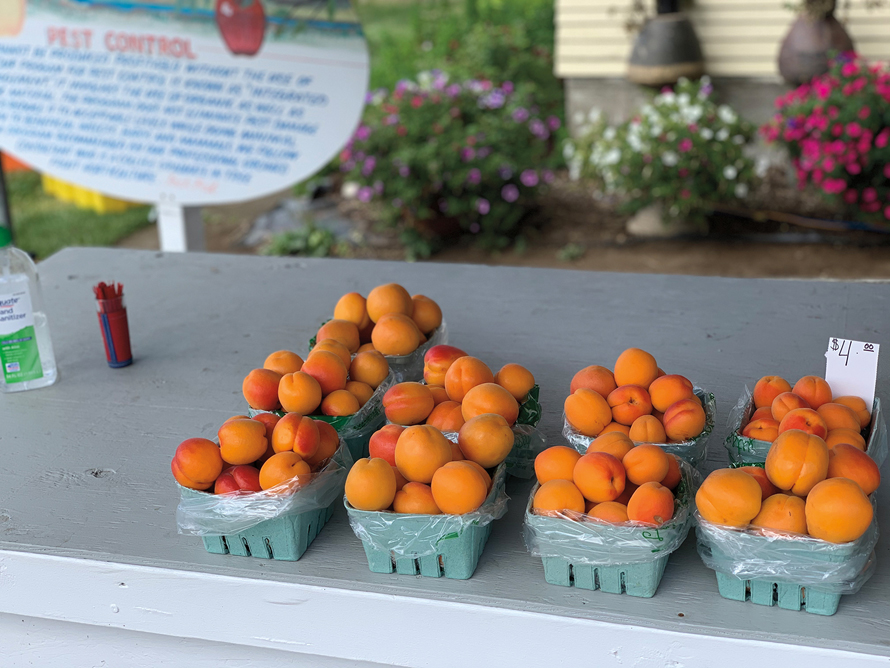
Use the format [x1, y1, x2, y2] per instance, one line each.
[0, 0, 369, 206]
[825, 337, 880, 409]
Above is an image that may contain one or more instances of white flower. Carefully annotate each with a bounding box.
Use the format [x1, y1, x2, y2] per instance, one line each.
[650, 124, 663, 137]
[735, 183, 749, 198]
[588, 108, 603, 124]
[563, 142, 576, 160]
[655, 91, 676, 106]
[573, 111, 585, 126]
[723, 165, 738, 180]
[700, 127, 714, 140]
[603, 126, 617, 141]
[716, 128, 730, 141]
[717, 105, 737, 124]
[678, 93, 691, 108]
[755, 155, 771, 178]
[666, 131, 677, 142]
[662, 151, 678, 166]
[627, 133, 644, 152]
[732, 135, 745, 145]
[669, 205, 680, 217]
[603, 148, 622, 165]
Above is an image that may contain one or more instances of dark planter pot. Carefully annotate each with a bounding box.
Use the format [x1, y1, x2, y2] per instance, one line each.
[778, 15, 854, 86]
[627, 13, 705, 87]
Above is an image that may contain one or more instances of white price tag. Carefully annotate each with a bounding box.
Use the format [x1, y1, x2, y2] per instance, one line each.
[824, 338, 880, 408]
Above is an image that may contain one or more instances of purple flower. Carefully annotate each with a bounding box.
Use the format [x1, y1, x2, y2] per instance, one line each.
[499, 166, 513, 180]
[361, 157, 376, 176]
[501, 184, 519, 203]
[364, 92, 374, 104]
[512, 107, 530, 123]
[547, 115, 561, 131]
[399, 165, 410, 178]
[438, 199, 449, 213]
[482, 90, 506, 109]
[460, 147, 476, 162]
[374, 180, 384, 195]
[355, 125, 371, 141]
[340, 160, 354, 173]
[383, 114, 399, 126]
[520, 170, 539, 187]
[357, 186, 374, 202]
[470, 223, 481, 233]
[543, 170, 555, 184]
[529, 119, 549, 140]
[502, 81, 514, 94]
[476, 198, 490, 214]
[477, 147, 491, 159]
[467, 168, 481, 185]
[446, 84, 462, 97]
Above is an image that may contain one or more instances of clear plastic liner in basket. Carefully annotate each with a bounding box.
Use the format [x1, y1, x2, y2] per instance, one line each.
[346, 455, 509, 558]
[695, 503, 879, 595]
[562, 388, 715, 469]
[176, 441, 354, 536]
[524, 460, 699, 566]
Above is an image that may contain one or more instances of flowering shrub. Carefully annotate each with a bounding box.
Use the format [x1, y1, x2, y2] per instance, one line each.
[761, 54, 890, 223]
[341, 71, 561, 257]
[566, 77, 755, 224]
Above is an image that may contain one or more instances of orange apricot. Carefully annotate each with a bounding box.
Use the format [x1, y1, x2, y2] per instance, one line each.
[806, 477, 873, 543]
[614, 480, 639, 506]
[345, 458, 397, 510]
[423, 345, 468, 386]
[564, 388, 612, 437]
[834, 396, 871, 429]
[394, 425, 453, 483]
[371, 313, 421, 356]
[450, 440, 465, 461]
[494, 363, 536, 402]
[627, 482, 674, 525]
[778, 408, 828, 439]
[792, 376, 833, 410]
[357, 342, 376, 353]
[392, 466, 409, 491]
[444, 356, 494, 403]
[316, 319, 360, 354]
[366, 283, 413, 323]
[587, 431, 635, 460]
[263, 350, 304, 376]
[305, 420, 339, 468]
[601, 421, 631, 436]
[588, 501, 629, 523]
[393, 482, 442, 514]
[218, 418, 268, 466]
[383, 382, 435, 425]
[301, 350, 348, 396]
[458, 413, 515, 468]
[461, 382, 520, 425]
[462, 460, 491, 489]
[648, 374, 695, 413]
[271, 413, 319, 459]
[171, 438, 224, 490]
[368, 424, 404, 466]
[629, 415, 667, 443]
[242, 368, 283, 411]
[825, 428, 867, 451]
[259, 452, 311, 492]
[345, 380, 374, 407]
[535, 446, 583, 484]
[349, 350, 389, 389]
[569, 365, 617, 398]
[321, 389, 360, 416]
[573, 452, 626, 503]
[613, 347, 659, 389]
[741, 418, 780, 442]
[426, 401, 465, 432]
[751, 494, 807, 534]
[663, 398, 706, 442]
[334, 292, 371, 330]
[410, 294, 442, 334]
[771, 392, 810, 421]
[278, 371, 323, 415]
[751, 406, 774, 422]
[738, 466, 778, 500]
[428, 385, 449, 405]
[622, 444, 670, 486]
[251, 413, 280, 465]
[607, 385, 653, 426]
[817, 403, 862, 432]
[765, 429, 829, 497]
[753, 375, 792, 409]
[311, 339, 352, 368]
[431, 461, 489, 514]
[827, 443, 880, 495]
[533, 479, 586, 514]
[695, 468, 763, 526]
[660, 454, 682, 490]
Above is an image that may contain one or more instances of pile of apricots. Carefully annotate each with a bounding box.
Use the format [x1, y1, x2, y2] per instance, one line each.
[171, 412, 341, 494]
[739, 374, 872, 450]
[321, 283, 443, 357]
[377, 344, 536, 433]
[242, 345, 390, 417]
[532, 435, 682, 526]
[565, 347, 706, 443]
[345, 416, 514, 515]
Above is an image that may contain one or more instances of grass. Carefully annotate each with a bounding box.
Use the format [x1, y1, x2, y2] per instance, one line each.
[5, 171, 152, 260]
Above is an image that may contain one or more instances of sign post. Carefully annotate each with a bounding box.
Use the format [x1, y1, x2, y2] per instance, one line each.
[0, 0, 369, 251]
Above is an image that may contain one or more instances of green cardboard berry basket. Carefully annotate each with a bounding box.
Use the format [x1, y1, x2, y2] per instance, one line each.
[563, 388, 716, 470]
[724, 390, 887, 468]
[345, 462, 508, 579]
[523, 460, 696, 598]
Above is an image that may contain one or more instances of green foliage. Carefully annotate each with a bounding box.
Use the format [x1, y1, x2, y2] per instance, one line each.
[262, 223, 339, 257]
[557, 242, 586, 262]
[567, 77, 756, 225]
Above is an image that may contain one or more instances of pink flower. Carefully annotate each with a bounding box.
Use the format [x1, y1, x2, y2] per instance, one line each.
[884, 164, 890, 179]
[476, 198, 490, 215]
[885, 205, 890, 220]
[862, 201, 881, 213]
[876, 130, 890, 148]
[678, 138, 693, 152]
[858, 107, 871, 120]
[678, 168, 689, 177]
[812, 169, 824, 184]
[680, 189, 691, 199]
[842, 62, 860, 77]
[822, 178, 847, 194]
[411, 96, 423, 108]
[846, 162, 862, 175]
[843, 189, 858, 204]
[822, 157, 836, 171]
[863, 188, 878, 203]
[846, 122, 862, 138]
[828, 106, 839, 118]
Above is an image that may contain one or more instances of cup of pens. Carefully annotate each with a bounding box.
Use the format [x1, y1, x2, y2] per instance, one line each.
[94, 282, 132, 368]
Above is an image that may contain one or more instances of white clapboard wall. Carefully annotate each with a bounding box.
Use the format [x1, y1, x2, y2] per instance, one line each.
[556, 0, 890, 78]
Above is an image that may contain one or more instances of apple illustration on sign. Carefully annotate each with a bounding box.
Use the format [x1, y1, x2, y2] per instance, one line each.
[0, 0, 26, 37]
[216, 0, 265, 56]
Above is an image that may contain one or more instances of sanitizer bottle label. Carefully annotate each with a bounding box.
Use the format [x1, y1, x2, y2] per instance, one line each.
[0, 278, 44, 383]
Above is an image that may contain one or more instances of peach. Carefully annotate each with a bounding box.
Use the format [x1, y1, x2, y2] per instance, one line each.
[570, 365, 617, 398]
[321, 389, 360, 416]
[752, 375, 792, 409]
[573, 452, 626, 503]
[648, 374, 695, 413]
[660, 454, 682, 490]
[696, 468, 763, 527]
[271, 413, 319, 459]
[383, 382, 435, 425]
[312, 339, 352, 368]
[242, 368, 283, 411]
[751, 406, 774, 422]
[607, 385, 653, 426]
[738, 466, 778, 500]
[741, 418, 780, 442]
[263, 350, 303, 376]
[426, 401, 465, 432]
[458, 414, 515, 468]
[428, 385, 449, 405]
[495, 363, 536, 402]
[345, 457, 397, 510]
[301, 350, 348, 396]
[601, 422, 631, 436]
[214, 465, 262, 494]
[834, 395, 871, 429]
[366, 283, 413, 323]
[395, 425, 453, 483]
[368, 424, 404, 467]
[792, 376, 833, 410]
[827, 443, 880, 495]
[613, 348, 659, 388]
[423, 345, 468, 386]
[259, 452, 311, 492]
[778, 408, 828, 439]
[394, 482, 442, 514]
[371, 312, 421, 356]
[751, 494, 807, 534]
[278, 371, 323, 415]
[431, 461, 489, 514]
[334, 292, 371, 330]
[628, 415, 666, 443]
[817, 403, 861, 432]
[771, 392, 810, 421]
[765, 429, 829, 497]
[535, 446, 583, 484]
[410, 295, 442, 334]
[345, 380, 374, 407]
[825, 428, 867, 451]
[461, 383, 519, 425]
[564, 388, 612, 437]
[444, 356, 494, 403]
[806, 477, 873, 543]
[316, 319, 360, 354]
[171, 438, 224, 490]
[588, 501, 629, 523]
[622, 444, 670, 486]
[627, 482, 674, 526]
[587, 431, 635, 461]
[305, 420, 339, 468]
[218, 418, 268, 466]
[349, 350, 389, 389]
[662, 398, 706, 442]
[533, 479, 586, 514]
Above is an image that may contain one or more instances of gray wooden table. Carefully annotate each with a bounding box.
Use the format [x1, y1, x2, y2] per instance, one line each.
[2, 248, 889, 668]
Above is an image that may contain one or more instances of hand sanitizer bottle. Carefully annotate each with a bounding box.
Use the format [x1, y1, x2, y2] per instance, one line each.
[0, 226, 58, 392]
